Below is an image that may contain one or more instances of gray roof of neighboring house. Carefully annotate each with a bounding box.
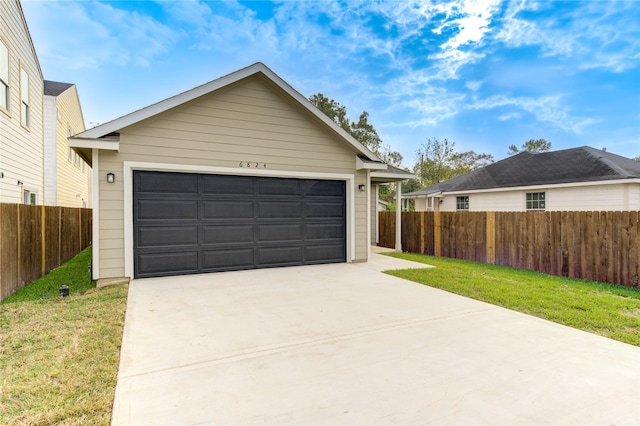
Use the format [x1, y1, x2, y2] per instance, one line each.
[405, 146, 640, 197]
[44, 80, 74, 96]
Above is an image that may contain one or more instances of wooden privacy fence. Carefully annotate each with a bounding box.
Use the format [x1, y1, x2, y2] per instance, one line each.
[0, 203, 92, 301]
[379, 211, 640, 288]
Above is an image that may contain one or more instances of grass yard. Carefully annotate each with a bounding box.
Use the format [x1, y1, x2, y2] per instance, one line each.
[386, 252, 640, 347]
[0, 247, 128, 426]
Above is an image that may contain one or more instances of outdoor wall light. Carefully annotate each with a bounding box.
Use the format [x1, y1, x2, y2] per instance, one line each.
[358, 184, 366, 192]
[106, 172, 115, 183]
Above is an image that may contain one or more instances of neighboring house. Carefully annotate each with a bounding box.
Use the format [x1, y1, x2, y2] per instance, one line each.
[44, 80, 90, 208]
[404, 147, 640, 212]
[0, 0, 44, 205]
[71, 63, 411, 285]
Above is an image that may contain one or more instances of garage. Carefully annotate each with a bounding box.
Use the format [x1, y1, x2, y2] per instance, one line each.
[70, 63, 412, 285]
[133, 171, 346, 278]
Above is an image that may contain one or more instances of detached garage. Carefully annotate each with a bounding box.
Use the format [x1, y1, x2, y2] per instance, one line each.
[71, 63, 410, 285]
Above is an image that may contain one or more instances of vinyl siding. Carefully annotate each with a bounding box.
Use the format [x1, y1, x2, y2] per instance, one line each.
[0, 0, 44, 204]
[50, 85, 89, 207]
[97, 75, 368, 279]
[431, 182, 640, 212]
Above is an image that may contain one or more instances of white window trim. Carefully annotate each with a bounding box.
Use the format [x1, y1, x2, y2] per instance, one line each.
[0, 38, 9, 113]
[525, 191, 546, 211]
[121, 161, 356, 280]
[456, 195, 469, 211]
[20, 65, 29, 127]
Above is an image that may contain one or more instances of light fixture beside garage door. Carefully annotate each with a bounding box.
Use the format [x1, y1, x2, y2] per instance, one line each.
[106, 172, 115, 183]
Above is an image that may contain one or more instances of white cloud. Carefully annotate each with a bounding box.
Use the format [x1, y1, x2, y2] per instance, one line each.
[466, 80, 483, 91]
[22, 1, 177, 70]
[469, 94, 598, 133]
[497, 112, 520, 121]
[495, 0, 640, 73]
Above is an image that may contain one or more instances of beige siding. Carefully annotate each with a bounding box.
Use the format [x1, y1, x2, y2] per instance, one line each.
[429, 182, 640, 212]
[97, 76, 367, 279]
[0, 0, 44, 204]
[52, 86, 89, 207]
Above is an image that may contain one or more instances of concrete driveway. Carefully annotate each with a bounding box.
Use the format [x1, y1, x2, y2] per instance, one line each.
[112, 252, 640, 425]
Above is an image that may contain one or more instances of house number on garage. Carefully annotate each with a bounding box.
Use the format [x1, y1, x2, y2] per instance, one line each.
[239, 162, 267, 168]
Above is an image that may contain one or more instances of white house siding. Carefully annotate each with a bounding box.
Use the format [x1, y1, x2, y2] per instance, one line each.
[0, 0, 44, 205]
[43, 95, 56, 204]
[430, 182, 640, 212]
[96, 75, 368, 279]
[52, 86, 88, 207]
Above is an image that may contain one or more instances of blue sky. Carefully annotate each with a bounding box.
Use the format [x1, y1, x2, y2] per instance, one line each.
[22, 0, 640, 167]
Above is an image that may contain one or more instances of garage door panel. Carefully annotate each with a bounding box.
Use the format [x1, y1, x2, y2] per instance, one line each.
[304, 202, 345, 219]
[306, 180, 346, 197]
[137, 200, 199, 221]
[202, 200, 254, 219]
[305, 244, 346, 263]
[137, 226, 199, 248]
[203, 224, 254, 244]
[201, 174, 253, 195]
[136, 171, 198, 194]
[201, 248, 255, 271]
[305, 223, 345, 240]
[257, 224, 302, 242]
[256, 178, 301, 196]
[257, 246, 303, 266]
[257, 201, 302, 219]
[136, 252, 199, 277]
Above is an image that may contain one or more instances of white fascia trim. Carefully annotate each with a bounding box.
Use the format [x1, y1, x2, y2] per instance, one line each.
[370, 171, 414, 181]
[357, 157, 387, 170]
[123, 161, 356, 279]
[70, 138, 119, 151]
[74, 63, 381, 162]
[91, 149, 100, 280]
[403, 191, 442, 199]
[436, 178, 640, 196]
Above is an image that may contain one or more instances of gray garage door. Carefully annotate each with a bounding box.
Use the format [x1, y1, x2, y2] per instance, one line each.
[133, 171, 346, 278]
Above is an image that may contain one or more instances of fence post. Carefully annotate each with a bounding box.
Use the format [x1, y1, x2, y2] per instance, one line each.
[41, 205, 46, 275]
[434, 211, 441, 257]
[420, 211, 425, 254]
[486, 211, 496, 264]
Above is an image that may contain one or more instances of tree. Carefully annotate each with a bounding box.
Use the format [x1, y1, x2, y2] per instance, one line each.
[633, 155, 640, 163]
[414, 138, 456, 186]
[414, 138, 494, 187]
[508, 138, 552, 155]
[309, 93, 401, 166]
[450, 150, 494, 176]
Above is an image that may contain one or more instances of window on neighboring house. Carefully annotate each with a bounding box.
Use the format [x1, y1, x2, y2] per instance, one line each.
[23, 189, 36, 205]
[526, 192, 546, 210]
[0, 40, 8, 111]
[20, 67, 29, 127]
[456, 196, 469, 211]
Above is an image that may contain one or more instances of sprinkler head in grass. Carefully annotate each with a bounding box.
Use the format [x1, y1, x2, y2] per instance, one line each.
[59, 285, 70, 297]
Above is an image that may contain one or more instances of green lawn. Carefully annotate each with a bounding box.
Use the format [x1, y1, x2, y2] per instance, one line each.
[0, 247, 128, 425]
[385, 252, 640, 347]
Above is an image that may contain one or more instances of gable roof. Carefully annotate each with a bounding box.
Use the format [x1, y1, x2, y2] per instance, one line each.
[405, 147, 640, 197]
[44, 80, 74, 96]
[71, 62, 382, 165]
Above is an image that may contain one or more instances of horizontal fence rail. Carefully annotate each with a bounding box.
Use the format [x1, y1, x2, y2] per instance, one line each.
[0, 203, 92, 301]
[379, 211, 640, 288]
